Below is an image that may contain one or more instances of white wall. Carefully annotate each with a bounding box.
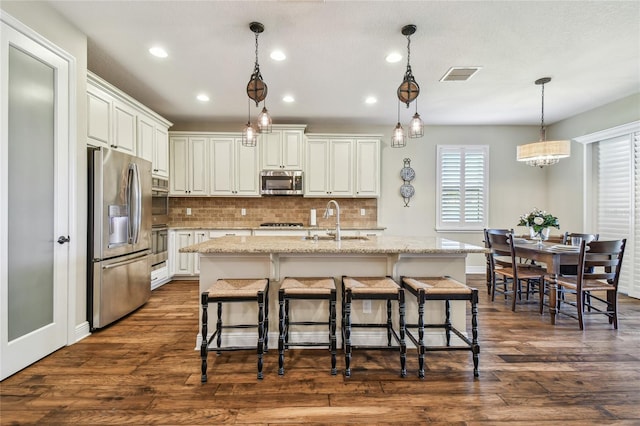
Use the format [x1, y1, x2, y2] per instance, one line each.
[0, 1, 88, 334]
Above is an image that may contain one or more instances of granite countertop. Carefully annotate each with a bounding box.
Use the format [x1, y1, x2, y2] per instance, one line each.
[169, 224, 386, 231]
[180, 235, 488, 255]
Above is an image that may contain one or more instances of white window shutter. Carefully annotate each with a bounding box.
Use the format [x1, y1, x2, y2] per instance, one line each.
[437, 145, 489, 231]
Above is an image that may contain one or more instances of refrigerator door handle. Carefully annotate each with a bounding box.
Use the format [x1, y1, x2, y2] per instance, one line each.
[102, 251, 150, 270]
[128, 162, 142, 244]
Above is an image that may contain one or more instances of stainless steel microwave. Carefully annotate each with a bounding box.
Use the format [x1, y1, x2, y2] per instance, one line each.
[260, 170, 303, 195]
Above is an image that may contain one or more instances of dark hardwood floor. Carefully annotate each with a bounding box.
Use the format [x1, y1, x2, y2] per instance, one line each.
[2, 275, 640, 425]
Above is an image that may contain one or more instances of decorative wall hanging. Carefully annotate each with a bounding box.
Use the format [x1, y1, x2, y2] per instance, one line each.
[400, 158, 415, 207]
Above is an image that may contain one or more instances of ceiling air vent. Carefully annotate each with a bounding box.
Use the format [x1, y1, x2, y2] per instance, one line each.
[440, 67, 482, 82]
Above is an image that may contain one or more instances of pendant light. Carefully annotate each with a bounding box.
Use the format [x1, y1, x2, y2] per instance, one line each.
[391, 102, 406, 148]
[242, 99, 257, 147]
[517, 77, 570, 167]
[244, 21, 272, 143]
[392, 24, 423, 147]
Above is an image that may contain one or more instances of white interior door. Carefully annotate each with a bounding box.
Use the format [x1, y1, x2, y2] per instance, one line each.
[1, 16, 71, 380]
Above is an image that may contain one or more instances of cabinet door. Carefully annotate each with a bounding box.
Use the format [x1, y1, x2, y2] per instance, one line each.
[87, 90, 110, 147]
[112, 101, 137, 154]
[282, 130, 303, 169]
[235, 138, 260, 196]
[137, 115, 154, 163]
[173, 231, 194, 275]
[355, 139, 380, 197]
[304, 139, 330, 196]
[189, 137, 209, 196]
[261, 131, 282, 169]
[170, 137, 189, 195]
[193, 231, 209, 275]
[328, 139, 354, 196]
[153, 126, 169, 178]
[209, 138, 235, 195]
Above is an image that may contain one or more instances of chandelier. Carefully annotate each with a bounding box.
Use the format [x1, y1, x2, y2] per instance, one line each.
[392, 24, 423, 147]
[517, 77, 570, 167]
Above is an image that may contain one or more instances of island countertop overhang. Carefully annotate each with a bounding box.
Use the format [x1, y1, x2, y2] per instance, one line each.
[180, 235, 488, 255]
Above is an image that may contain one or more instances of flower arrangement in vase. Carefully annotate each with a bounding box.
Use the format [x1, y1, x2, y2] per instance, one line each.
[518, 208, 560, 242]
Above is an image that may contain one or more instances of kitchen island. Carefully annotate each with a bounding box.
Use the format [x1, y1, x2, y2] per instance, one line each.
[182, 235, 487, 348]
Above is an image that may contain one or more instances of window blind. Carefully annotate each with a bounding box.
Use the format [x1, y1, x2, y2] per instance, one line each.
[634, 132, 640, 297]
[437, 145, 488, 231]
[596, 134, 634, 294]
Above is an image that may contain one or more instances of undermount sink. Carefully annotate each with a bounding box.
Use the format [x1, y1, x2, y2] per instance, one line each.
[303, 235, 369, 241]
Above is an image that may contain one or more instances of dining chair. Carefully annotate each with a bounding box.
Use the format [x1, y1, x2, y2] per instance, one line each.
[555, 239, 626, 330]
[559, 232, 599, 276]
[483, 228, 513, 295]
[486, 232, 546, 311]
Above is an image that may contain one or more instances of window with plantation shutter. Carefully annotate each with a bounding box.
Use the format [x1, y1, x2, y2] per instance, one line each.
[596, 133, 636, 295]
[436, 145, 489, 231]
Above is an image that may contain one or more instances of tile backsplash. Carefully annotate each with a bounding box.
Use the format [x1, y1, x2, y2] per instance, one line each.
[169, 197, 378, 228]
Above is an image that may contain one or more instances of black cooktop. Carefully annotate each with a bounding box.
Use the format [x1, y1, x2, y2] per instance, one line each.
[260, 222, 304, 227]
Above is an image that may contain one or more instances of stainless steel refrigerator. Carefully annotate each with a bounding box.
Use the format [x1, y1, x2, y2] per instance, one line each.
[87, 147, 152, 330]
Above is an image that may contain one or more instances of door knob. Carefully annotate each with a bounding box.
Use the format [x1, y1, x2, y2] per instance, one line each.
[57, 235, 70, 244]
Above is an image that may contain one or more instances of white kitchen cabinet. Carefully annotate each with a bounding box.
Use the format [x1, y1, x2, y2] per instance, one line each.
[137, 114, 155, 163]
[304, 137, 354, 197]
[169, 136, 208, 195]
[193, 231, 210, 275]
[153, 126, 169, 178]
[169, 230, 195, 276]
[305, 134, 381, 198]
[252, 229, 308, 237]
[87, 86, 110, 148]
[209, 137, 259, 196]
[355, 139, 380, 197]
[138, 114, 170, 178]
[260, 125, 306, 170]
[87, 72, 172, 166]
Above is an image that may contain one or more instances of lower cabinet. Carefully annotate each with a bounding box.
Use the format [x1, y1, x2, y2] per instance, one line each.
[169, 229, 251, 277]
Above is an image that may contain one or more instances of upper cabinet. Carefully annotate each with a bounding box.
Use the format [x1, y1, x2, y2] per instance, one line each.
[304, 134, 380, 198]
[169, 135, 209, 196]
[169, 132, 260, 197]
[209, 137, 260, 196]
[260, 124, 306, 170]
[87, 72, 172, 177]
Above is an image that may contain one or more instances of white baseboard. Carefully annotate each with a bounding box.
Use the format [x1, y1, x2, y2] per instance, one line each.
[74, 321, 91, 342]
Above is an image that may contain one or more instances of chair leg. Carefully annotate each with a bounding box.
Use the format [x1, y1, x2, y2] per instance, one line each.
[471, 289, 480, 378]
[343, 290, 352, 378]
[399, 289, 407, 378]
[257, 290, 265, 379]
[330, 292, 337, 375]
[608, 290, 618, 329]
[278, 290, 285, 376]
[511, 280, 518, 312]
[577, 290, 585, 331]
[539, 279, 545, 315]
[216, 302, 223, 354]
[200, 292, 209, 383]
[417, 290, 425, 379]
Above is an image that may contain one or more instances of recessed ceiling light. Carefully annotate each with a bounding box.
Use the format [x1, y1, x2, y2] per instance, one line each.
[149, 46, 168, 58]
[270, 50, 286, 61]
[196, 94, 210, 102]
[386, 52, 402, 63]
[365, 96, 377, 104]
[282, 95, 295, 103]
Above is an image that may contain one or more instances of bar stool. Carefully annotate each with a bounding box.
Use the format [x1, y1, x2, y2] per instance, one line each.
[401, 276, 479, 378]
[278, 277, 337, 376]
[200, 278, 269, 382]
[341, 276, 406, 378]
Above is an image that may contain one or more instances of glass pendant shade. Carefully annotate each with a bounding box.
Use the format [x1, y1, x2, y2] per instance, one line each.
[242, 122, 257, 147]
[409, 111, 424, 138]
[257, 106, 272, 133]
[391, 122, 406, 148]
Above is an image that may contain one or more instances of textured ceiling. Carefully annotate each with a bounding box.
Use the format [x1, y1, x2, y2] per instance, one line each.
[46, 0, 640, 129]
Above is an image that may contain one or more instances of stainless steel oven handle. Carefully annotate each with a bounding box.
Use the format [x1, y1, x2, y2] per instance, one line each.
[102, 251, 150, 270]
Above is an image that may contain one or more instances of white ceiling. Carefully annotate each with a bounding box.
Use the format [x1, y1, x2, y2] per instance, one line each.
[46, 0, 640, 129]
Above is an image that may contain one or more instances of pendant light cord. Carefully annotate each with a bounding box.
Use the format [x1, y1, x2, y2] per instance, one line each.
[539, 83, 546, 141]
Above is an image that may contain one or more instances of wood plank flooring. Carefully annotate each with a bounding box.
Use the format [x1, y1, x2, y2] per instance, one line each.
[2, 275, 640, 425]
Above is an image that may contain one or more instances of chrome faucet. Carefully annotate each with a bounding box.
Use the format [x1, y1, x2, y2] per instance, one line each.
[323, 199, 341, 241]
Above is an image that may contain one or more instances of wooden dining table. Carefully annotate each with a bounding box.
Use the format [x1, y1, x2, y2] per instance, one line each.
[513, 240, 580, 325]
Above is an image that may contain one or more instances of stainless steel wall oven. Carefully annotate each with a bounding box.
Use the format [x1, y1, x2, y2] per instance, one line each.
[151, 226, 168, 271]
